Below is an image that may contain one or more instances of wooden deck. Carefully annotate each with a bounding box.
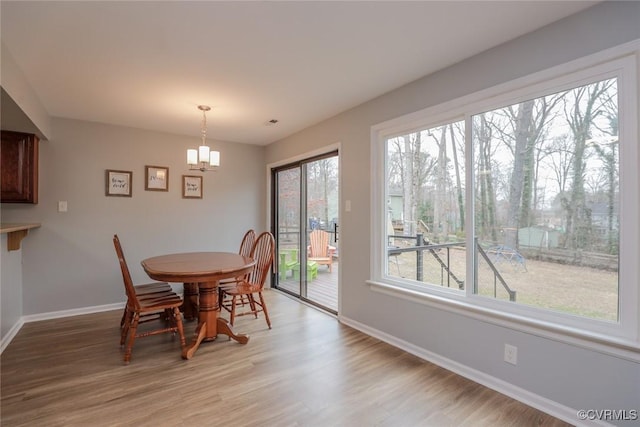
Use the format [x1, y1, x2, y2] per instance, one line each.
[276, 260, 338, 312]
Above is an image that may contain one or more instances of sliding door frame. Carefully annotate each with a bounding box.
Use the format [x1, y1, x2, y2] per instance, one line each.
[269, 147, 340, 314]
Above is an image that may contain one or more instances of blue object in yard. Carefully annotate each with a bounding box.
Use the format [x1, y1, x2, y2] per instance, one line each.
[487, 245, 527, 271]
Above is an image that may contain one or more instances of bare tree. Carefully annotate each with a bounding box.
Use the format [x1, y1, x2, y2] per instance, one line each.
[387, 133, 435, 236]
[562, 79, 614, 249]
[474, 115, 498, 243]
[402, 135, 417, 235]
[520, 96, 562, 228]
[485, 94, 562, 247]
[449, 123, 465, 232]
[429, 127, 449, 242]
[543, 134, 574, 197]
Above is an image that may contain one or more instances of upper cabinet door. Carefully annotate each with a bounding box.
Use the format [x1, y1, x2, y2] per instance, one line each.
[1, 130, 39, 204]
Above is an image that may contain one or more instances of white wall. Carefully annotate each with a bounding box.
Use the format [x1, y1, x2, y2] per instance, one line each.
[265, 2, 640, 425]
[1, 1, 638, 424]
[1, 117, 265, 317]
[1, 235, 24, 342]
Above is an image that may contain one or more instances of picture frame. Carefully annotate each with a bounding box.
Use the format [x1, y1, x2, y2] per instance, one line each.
[145, 165, 169, 191]
[182, 175, 203, 199]
[105, 169, 132, 197]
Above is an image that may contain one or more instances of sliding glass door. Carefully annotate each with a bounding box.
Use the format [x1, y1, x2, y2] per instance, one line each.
[272, 151, 339, 313]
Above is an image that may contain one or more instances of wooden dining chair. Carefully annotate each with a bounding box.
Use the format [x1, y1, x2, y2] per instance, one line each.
[219, 231, 275, 329]
[113, 234, 174, 327]
[219, 229, 256, 307]
[221, 229, 256, 284]
[238, 229, 257, 257]
[113, 235, 186, 363]
[217, 228, 256, 312]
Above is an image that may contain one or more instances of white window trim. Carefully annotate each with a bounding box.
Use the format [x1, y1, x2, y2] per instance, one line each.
[369, 40, 640, 362]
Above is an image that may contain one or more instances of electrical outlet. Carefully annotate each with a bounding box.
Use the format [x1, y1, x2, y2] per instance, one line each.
[504, 344, 518, 365]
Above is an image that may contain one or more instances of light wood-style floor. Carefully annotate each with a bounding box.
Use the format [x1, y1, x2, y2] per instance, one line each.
[1, 290, 571, 427]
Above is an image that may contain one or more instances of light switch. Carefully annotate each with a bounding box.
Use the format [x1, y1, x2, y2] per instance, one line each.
[345, 200, 351, 212]
[58, 201, 68, 212]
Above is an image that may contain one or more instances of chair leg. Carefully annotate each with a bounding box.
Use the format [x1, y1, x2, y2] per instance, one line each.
[173, 307, 186, 348]
[124, 313, 140, 364]
[240, 294, 251, 307]
[120, 307, 133, 346]
[259, 291, 271, 329]
[218, 288, 227, 312]
[248, 294, 258, 319]
[230, 295, 237, 325]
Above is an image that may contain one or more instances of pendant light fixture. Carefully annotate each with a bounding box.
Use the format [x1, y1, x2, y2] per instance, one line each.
[187, 105, 220, 172]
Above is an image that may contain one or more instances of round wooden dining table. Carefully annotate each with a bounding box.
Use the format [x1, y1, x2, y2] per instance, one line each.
[141, 251, 255, 359]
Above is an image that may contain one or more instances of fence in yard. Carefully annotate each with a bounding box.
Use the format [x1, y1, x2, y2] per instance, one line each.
[521, 247, 618, 271]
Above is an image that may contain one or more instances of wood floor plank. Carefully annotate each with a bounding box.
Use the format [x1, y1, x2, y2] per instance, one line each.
[1, 290, 571, 427]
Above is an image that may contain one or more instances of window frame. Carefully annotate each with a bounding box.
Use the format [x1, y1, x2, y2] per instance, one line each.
[369, 41, 640, 361]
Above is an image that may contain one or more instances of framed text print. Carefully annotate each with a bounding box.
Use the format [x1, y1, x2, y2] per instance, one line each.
[106, 170, 132, 197]
[145, 165, 169, 191]
[182, 175, 202, 199]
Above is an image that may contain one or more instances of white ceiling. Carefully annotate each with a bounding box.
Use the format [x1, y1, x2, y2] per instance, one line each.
[1, 1, 598, 145]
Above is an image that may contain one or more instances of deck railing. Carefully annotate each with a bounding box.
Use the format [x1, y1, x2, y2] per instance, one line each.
[388, 233, 516, 301]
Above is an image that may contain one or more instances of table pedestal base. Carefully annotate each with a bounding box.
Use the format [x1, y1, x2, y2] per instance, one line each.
[181, 282, 249, 359]
[182, 282, 199, 321]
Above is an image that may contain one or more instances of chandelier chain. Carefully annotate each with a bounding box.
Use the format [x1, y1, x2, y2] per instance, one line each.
[201, 109, 207, 143]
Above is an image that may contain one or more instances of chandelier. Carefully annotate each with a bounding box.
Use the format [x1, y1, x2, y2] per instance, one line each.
[187, 105, 220, 172]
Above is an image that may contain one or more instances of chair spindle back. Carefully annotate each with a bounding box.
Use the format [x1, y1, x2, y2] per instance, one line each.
[239, 229, 256, 257]
[113, 235, 141, 310]
[245, 231, 275, 288]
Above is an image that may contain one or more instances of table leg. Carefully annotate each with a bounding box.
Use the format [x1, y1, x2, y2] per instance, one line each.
[182, 321, 208, 360]
[181, 281, 250, 359]
[217, 317, 249, 344]
[182, 283, 217, 359]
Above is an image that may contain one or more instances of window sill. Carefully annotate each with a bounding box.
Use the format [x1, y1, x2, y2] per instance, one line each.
[367, 279, 640, 363]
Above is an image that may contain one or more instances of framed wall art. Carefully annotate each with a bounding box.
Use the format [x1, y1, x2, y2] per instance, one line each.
[105, 169, 132, 197]
[145, 165, 169, 191]
[182, 175, 202, 199]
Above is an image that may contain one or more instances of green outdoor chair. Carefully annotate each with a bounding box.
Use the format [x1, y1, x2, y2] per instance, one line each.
[279, 248, 298, 280]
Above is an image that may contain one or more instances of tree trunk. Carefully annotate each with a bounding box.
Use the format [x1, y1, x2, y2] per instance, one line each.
[505, 100, 534, 248]
[565, 82, 610, 249]
[402, 135, 415, 236]
[449, 124, 464, 233]
[433, 127, 447, 242]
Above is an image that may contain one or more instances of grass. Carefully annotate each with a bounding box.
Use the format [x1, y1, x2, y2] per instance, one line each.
[389, 247, 618, 322]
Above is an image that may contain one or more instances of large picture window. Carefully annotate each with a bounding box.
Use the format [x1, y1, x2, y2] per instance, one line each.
[473, 77, 619, 321]
[386, 120, 467, 291]
[371, 46, 639, 353]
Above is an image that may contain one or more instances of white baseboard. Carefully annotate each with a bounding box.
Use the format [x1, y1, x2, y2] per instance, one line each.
[0, 302, 125, 354]
[22, 302, 125, 323]
[338, 315, 611, 427]
[0, 317, 25, 354]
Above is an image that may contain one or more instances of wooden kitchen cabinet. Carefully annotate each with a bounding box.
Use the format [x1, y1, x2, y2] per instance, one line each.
[1, 130, 39, 203]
